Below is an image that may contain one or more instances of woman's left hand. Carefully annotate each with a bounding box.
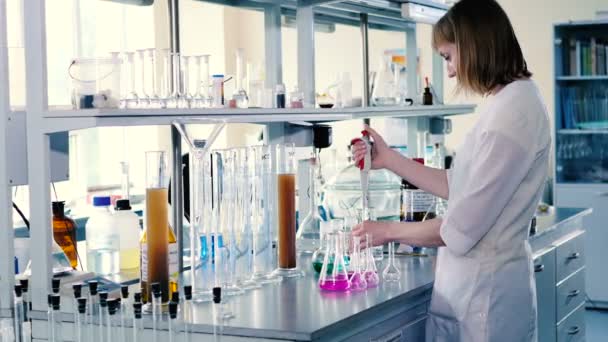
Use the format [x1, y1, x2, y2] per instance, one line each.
[352, 220, 395, 247]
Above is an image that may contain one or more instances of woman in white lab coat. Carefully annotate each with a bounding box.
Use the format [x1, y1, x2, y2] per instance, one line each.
[352, 0, 550, 341]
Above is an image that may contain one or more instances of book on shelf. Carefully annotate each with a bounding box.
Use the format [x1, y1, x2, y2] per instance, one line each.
[562, 37, 608, 77]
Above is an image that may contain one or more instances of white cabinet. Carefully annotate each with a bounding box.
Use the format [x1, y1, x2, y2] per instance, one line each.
[555, 184, 608, 306]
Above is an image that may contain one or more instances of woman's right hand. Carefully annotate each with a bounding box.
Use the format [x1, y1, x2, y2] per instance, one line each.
[351, 125, 393, 170]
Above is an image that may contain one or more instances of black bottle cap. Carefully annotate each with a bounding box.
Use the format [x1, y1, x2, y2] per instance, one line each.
[52, 201, 65, 216]
[78, 303, 87, 314]
[151, 282, 160, 295]
[115, 199, 132, 211]
[183, 285, 192, 300]
[14, 284, 23, 297]
[99, 291, 108, 307]
[171, 291, 180, 303]
[169, 301, 178, 319]
[134, 292, 142, 303]
[88, 281, 98, 295]
[313, 125, 333, 149]
[212, 287, 221, 304]
[108, 300, 117, 315]
[133, 301, 142, 312]
[77, 297, 87, 307]
[121, 285, 129, 299]
[72, 283, 82, 299]
[19, 279, 28, 292]
[51, 294, 60, 310]
[134, 309, 142, 319]
[48, 294, 53, 306]
[52, 278, 61, 293]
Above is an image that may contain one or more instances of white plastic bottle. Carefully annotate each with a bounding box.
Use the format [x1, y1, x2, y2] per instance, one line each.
[114, 199, 141, 271]
[86, 196, 120, 275]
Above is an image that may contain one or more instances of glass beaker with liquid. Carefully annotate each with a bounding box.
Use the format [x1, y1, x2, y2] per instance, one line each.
[318, 232, 350, 291]
[272, 144, 304, 278]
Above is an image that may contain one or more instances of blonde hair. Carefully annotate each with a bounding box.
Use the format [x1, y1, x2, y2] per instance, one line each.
[432, 0, 532, 96]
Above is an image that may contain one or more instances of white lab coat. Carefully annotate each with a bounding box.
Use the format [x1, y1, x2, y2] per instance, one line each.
[426, 80, 551, 342]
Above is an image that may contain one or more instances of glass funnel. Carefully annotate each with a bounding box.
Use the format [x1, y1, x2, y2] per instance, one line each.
[318, 232, 350, 292]
[382, 242, 401, 282]
[371, 54, 397, 106]
[190, 140, 213, 302]
[363, 233, 380, 288]
[272, 144, 305, 278]
[234, 148, 261, 290]
[349, 235, 367, 291]
[250, 146, 282, 284]
[297, 154, 324, 254]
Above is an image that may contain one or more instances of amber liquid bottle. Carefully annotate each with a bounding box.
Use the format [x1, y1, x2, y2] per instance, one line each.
[52, 201, 78, 269]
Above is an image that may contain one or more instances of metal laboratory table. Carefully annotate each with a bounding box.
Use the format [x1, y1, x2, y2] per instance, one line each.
[30, 207, 590, 342]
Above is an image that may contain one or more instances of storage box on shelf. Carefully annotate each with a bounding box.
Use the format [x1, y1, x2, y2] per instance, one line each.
[554, 20, 608, 308]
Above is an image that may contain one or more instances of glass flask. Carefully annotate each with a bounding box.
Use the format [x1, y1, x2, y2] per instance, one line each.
[358, 208, 383, 262]
[52, 201, 78, 269]
[123, 52, 139, 108]
[147, 48, 161, 108]
[250, 146, 283, 284]
[311, 221, 331, 273]
[214, 149, 244, 296]
[297, 154, 324, 254]
[190, 141, 213, 302]
[233, 48, 248, 108]
[363, 233, 380, 287]
[382, 242, 401, 282]
[143, 151, 170, 304]
[349, 235, 367, 291]
[272, 144, 305, 278]
[371, 54, 397, 106]
[318, 232, 350, 292]
[136, 49, 150, 107]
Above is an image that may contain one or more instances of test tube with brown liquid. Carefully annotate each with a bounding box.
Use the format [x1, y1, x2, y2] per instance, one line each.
[272, 144, 304, 278]
[142, 151, 170, 306]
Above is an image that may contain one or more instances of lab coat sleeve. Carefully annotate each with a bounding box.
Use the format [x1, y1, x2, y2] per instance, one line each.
[440, 130, 535, 256]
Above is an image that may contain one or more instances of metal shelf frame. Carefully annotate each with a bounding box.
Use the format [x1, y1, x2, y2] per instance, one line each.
[0, 0, 471, 316]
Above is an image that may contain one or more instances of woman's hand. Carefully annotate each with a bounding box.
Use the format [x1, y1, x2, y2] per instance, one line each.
[351, 125, 394, 170]
[352, 220, 395, 247]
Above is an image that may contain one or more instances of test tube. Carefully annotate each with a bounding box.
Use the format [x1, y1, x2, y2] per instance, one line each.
[19, 279, 31, 341]
[168, 301, 179, 342]
[151, 282, 161, 342]
[183, 285, 192, 342]
[13, 285, 24, 342]
[120, 285, 130, 342]
[107, 299, 119, 342]
[87, 281, 98, 342]
[47, 294, 54, 341]
[51, 294, 62, 342]
[98, 291, 109, 342]
[76, 298, 87, 342]
[132, 302, 143, 342]
[72, 283, 82, 325]
[52, 278, 61, 294]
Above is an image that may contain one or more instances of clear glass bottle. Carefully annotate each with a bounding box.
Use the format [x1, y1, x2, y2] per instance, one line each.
[52, 201, 78, 269]
[86, 197, 120, 275]
[382, 242, 401, 282]
[115, 199, 140, 271]
[372, 55, 397, 106]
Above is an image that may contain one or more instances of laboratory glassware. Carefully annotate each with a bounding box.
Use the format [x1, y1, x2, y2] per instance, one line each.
[179, 55, 192, 108]
[72, 282, 82, 331]
[212, 287, 233, 321]
[191, 141, 213, 302]
[233, 48, 248, 108]
[106, 299, 118, 342]
[168, 52, 181, 108]
[212, 75, 224, 107]
[275, 83, 286, 108]
[160, 48, 173, 108]
[318, 232, 350, 291]
[132, 302, 143, 342]
[363, 233, 380, 287]
[250, 145, 283, 284]
[136, 49, 150, 107]
[86, 196, 120, 275]
[349, 235, 367, 291]
[87, 281, 98, 342]
[234, 148, 261, 290]
[311, 221, 332, 273]
[371, 55, 397, 106]
[382, 242, 401, 282]
[13, 285, 24, 342]
[115, 200, 140, 271]
[143, 151, 170, 304]
[214, 149, 244, 296]
[146, 48, 161, 107]
[52, 278, 61, 294]
[76, 298, 87, 342]
[123, 52, 139, 108]
[289, 86, 304, 108]
[358, 207, 383, 262]
[169, 301, 179, 342]
[52, 201, 78, 269]
[51, 295, 62, 342]
[47, 294, 53, 341]
[120, 286, 130, 342]
[99, 291, 109, 342]
[19, 279, 31, 340]
[273, 144, 304, 278]
[183, 285, 193, 342]
[192, 56, 205, 108]
[297, 154, 324, 254]
[247, 62, 264, 108]
[151, 282, 161, 342]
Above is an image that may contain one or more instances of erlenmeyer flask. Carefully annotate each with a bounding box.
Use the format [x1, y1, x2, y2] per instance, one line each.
[297, 154, 324, 254]
[349, 235, 367, 291]
[319, 232, 350, 291]
[371, 55, 397, 106]
[190, 140, 213, 302]
[363, 233, 380, 287]
[382, 242, 401, 282]
[311, 222, 331, 273]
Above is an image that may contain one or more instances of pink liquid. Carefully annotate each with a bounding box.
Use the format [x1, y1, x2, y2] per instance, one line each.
[349, 273, 367, 291]
[319, 274, 350, 292]
[365, 271, 379, 288]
